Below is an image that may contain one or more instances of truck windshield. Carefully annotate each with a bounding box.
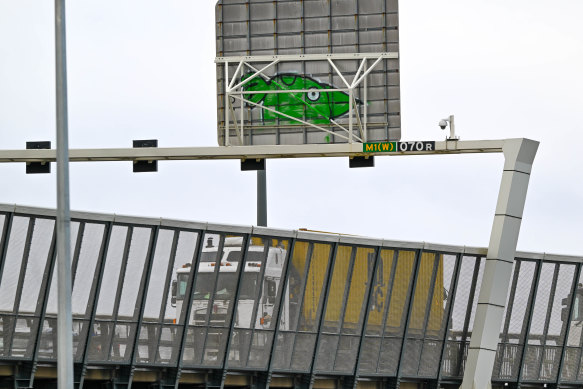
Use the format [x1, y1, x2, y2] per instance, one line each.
[193, 273, 214, 300]
[193, 273, 238, 300]
[215, 273, 237, 298]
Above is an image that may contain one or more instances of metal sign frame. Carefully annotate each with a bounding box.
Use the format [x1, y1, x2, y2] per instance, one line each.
[217, 53, 398, 146]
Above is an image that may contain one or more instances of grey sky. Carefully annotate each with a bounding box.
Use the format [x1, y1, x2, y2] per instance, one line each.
[0, 0, 582, 255]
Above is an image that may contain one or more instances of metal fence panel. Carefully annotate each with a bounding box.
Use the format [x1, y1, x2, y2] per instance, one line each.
[495, 260, 537, 380]
[442, 256, 478, 377]
[0, 206, 582, 386]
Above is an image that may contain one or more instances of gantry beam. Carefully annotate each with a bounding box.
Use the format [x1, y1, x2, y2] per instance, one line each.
[0, 139, 505, 163]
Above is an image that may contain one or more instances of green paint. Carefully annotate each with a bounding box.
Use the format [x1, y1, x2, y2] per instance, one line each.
[242, 73, 359, 125]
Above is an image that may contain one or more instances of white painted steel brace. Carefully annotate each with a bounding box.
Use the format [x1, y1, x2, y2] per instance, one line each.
[218, 53, 396, 145]
[460, 138, 538, 389]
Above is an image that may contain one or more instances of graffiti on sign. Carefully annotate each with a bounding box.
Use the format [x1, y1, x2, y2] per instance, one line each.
[242, 73, 362, 125]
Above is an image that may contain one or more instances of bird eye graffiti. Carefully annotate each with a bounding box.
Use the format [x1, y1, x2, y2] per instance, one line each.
[307, 88, 320, 102]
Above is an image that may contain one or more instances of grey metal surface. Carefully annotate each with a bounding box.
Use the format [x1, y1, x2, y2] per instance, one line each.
[1, 204, 583, 387]
[257, 169, 267, 227]
[0, 139, 510, 163]
[215, 0, 401, 146]
[461, 138, 539, 389]
[55, 0, 74, 387]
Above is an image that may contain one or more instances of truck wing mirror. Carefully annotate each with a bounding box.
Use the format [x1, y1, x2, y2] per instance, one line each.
[562, 307, 569, 322]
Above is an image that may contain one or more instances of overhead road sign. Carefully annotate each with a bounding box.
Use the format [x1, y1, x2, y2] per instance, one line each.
[216, 0, 401, 146]
[0, 139, 509, 164]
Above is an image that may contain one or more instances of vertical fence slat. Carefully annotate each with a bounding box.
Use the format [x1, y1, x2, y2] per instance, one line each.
[436, 253, 463, 384]
[76, 221, 112, 388]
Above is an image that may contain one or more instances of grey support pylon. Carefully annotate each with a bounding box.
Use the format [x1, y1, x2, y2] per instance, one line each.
[460, 139, 539, 389]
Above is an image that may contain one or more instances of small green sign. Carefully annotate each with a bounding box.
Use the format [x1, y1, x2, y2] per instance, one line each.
[363, 141, 435, 153]
[363, 142, 397, 152]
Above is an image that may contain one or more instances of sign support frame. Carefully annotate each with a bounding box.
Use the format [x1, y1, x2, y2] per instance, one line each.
[219, 53, 396, 146]
[460, 138, 538, 389]
[0, 138, 539, 389]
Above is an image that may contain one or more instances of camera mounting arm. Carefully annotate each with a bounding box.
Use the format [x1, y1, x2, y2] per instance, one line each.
[439, 115, 459, 141]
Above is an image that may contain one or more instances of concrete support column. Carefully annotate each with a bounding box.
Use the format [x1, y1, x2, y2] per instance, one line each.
[460, 138, 539, 389]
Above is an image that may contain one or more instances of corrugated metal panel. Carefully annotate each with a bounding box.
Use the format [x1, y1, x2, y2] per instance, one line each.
[215, 0, 401, 145]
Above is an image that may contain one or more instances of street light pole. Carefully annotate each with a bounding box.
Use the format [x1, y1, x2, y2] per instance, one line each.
[55, 1, 74, 388]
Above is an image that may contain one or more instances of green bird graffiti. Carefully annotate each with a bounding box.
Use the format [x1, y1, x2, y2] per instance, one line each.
[241, 73, 360, 125]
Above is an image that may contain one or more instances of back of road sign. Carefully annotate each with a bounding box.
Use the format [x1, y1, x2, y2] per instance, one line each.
[215, 0, 401, 146]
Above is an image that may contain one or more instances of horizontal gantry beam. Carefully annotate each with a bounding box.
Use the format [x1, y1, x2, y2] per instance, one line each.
[0, 139, 506, 163]
[215, 52, 399, 63]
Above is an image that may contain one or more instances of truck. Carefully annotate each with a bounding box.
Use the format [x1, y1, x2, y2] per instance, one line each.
[171, 236, 447, 366]
[171, 236, 287, 363]
[173, 236, 287, 328]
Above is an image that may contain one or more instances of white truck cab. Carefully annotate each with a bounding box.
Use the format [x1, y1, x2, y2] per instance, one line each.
[172, 236, 287, 330]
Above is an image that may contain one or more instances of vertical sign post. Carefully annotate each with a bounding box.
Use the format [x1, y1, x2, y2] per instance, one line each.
[55, 1, 74, 388]
[461, 138, 539, 389]
[257, 170, 267, 227]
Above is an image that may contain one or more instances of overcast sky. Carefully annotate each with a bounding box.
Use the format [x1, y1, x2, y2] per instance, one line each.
[0, 1, 582, 256]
